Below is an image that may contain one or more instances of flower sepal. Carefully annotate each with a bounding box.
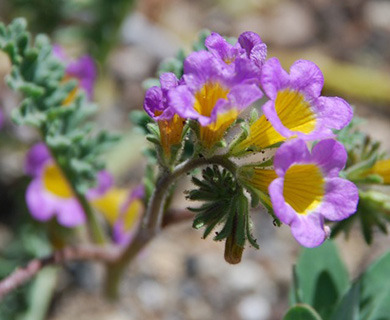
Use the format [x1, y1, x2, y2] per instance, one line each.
[188, 119, 228, 158]
[145, 122, 162, 146]
[227, 122, 251, 157]
[145, 120, 190, 168]
[188, 166, 259, 263]
[344, 153, 378, 182]
[238, 168, 281, 226]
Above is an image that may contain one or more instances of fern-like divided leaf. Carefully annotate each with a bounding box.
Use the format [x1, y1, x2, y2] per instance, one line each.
[187, 165, 259, 264]
[0, 18, 119, 194]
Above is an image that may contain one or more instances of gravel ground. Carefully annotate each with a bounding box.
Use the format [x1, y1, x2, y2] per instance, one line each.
[1, 0, 390, 319]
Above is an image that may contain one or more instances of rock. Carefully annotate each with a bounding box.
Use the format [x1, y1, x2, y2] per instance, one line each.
[237, 294, 271, 320]
[235, 2, 317, 46]
[121, 12, 180, 59]
[365, 0, 390, 32]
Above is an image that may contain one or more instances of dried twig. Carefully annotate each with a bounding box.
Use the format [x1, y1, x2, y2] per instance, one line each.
[0, 208, 194, 301]
[0, 245, 121, 300]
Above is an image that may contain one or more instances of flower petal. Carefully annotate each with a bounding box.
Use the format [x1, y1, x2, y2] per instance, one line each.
[160, 72, 179, 91]
[205, 32, 235, 61]
[238, 32, 267, 68]
[273, 139, 311, 176]
[321, 177, 359, 221]
[268, 178, 296, 224]
[144, 86, 164, 119]
[261, 57, 290, 100]
[227, 84, 263, 109]
[56, 198, 86, 227]
[262, 99, 293, 138]
[316, 96, 353, 130]
[233, 57, 261, 84]
[26, 179, 56, 221]
[290, 213, 326, 247]
[168, 85, 210, 124]
[289, 60, 324, 99]
[0, 109, 4, 130]
[25, 142, 51, 176]
[238, 31, 263, 56]
[66, 55, 97, 100]
[311, 139, 347, 177]
[250, 43, 267, 68]
[87, 170, 113, 199]
[183, 51, 227, 88]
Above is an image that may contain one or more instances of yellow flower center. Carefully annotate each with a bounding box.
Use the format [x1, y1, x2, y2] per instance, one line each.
[275, 89, 316, 134]
[283, 164, 324, 215]
[194, 82, 230, 118]
[91, 188, 143, 230]
[194, 82, 237, 148]
[91, 189, 128, 225]
[123, 200, 143, 231]
[42, 164, 73, 198]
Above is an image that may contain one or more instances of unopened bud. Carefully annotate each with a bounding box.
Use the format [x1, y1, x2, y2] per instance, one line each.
[224, 233, 244, 264]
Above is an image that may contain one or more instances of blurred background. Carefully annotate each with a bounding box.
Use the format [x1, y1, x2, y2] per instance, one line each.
[0, 0, 390, 319]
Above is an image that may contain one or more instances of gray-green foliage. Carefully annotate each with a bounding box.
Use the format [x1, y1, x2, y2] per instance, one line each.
[0, 18, 118, 194]
[287, 240, 390, 320]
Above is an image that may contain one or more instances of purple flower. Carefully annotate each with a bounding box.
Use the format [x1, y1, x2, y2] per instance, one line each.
[144, 72, 179, 120]
[205, 31, 267, 73]
[169, 50, 263, 148]
[24, 142, 51, 176]
[0, 108, 4, 130]
[91, 185, 144, 245]
[53, 45, 97, 101]
[144, 73, 185, 157]
[113, 185, 144, 245]
[268, 139, 358, 247]
[232, 58, 353, 153]
[25, 143, 111, 227]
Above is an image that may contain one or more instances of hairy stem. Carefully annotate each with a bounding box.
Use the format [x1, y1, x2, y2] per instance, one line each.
[0, 209, 193, 301]
[0, 246, 121, 301]
[75, 192, 107, 244]
[104, 155, 237, 299]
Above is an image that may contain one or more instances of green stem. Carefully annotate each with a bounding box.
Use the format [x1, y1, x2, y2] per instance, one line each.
[104, 155, 237, 299]
[75, 192, 107, 245]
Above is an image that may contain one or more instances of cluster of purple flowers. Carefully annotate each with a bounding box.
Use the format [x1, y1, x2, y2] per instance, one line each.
[23, 48, 142, 244]
[25, 142, 143, 244]
[144, 31, 359, 247]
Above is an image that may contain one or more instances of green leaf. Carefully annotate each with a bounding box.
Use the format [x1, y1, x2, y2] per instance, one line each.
[330, 282, 360, 320]
[284, 304, 323, 320]
[358, 252, 390, 320]
[0, 18, 119, 201]
[313, 271, 341, 319]
[293, 241, 349, 319]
